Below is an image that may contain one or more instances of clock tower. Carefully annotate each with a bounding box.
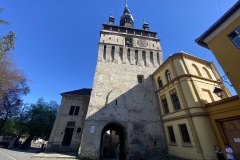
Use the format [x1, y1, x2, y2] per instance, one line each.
[79, 2, 165, 159]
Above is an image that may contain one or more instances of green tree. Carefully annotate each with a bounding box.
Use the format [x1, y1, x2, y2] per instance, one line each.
[0, 78, 29, 132]
[15, 98, 58, 140]
[0, 8, 16, 61]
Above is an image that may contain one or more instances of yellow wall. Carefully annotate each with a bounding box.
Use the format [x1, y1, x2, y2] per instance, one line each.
[153, 53, 227, 160]
[206, 97, 240, 158]
[207, 16, 240, 95]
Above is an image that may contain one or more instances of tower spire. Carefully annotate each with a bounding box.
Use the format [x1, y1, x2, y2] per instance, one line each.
[120, 0, 134, 28]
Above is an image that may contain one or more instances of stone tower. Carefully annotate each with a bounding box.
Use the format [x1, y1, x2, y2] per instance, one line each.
[79, 2, 165, 159]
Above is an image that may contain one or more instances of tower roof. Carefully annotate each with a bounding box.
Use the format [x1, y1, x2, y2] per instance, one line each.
[120, 0, 134, 28]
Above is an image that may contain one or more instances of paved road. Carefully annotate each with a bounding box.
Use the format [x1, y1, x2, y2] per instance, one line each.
[0, 147, 76, 160]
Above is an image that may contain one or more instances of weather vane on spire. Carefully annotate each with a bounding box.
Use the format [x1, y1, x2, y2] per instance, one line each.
[125, 0, 128, 8]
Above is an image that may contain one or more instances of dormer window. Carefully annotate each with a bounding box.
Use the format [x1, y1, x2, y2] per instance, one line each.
[166, 70, 172, 82]
[228, 26, 240, 49]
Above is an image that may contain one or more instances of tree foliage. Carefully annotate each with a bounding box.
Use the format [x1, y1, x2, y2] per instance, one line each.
[0, 54, 29, 132]
[0, 8, 16, 61]
[0, 8, 29, 135]
[14, 98, 59, 140]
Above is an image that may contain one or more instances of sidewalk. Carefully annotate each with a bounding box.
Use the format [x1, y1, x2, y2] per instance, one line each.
[32, 151, 78, 159]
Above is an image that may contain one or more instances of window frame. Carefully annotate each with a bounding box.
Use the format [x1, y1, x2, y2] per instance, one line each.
[158, 77, 163, 88]
[179, 124, 192, 146]
[167, 126, 177, 144]
[69, 106, 80, 116]
[171, 94, 181, 111]
[161, 99, 169, 114]
[137, 75, 144, 83]
[228, 26, 240, 49]
[166, 70, 172, 82]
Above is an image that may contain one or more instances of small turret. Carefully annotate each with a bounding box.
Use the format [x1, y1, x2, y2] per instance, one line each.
[143, 21, 149, 31]
[108, 15, 115, 25]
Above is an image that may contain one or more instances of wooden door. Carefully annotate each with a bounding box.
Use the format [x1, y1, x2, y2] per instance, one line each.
[220, 118, 240, 158]
[62, 128, 74, 146]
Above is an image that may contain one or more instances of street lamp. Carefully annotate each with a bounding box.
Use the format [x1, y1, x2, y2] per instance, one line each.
[213, 87, 223, 98]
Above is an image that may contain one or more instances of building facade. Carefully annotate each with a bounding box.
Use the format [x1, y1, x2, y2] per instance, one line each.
[196, 1, 240, 159]
[152, 53, 231, 160]
[78, 3, 166, 160]
[46, 88, 91, 152]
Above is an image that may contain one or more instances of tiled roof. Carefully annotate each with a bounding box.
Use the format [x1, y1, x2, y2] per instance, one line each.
[61, 88, 92, 96]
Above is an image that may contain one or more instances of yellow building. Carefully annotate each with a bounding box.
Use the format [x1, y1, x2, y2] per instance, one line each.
[196, 1, 240, 159]
[196, 1, 240, 95]
[205, 96, 240, 159]
[153, 52, 231, 160]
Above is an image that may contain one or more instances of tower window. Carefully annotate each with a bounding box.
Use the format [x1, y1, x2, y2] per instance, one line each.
[115, 100, 117, 105]
[142, 51, 146, 66]
[103, 45, 106, 60]
[157, 52, 160, 65]
[119, 48, 123, 62]
[135, 50, 138, 65]
[137, 75, 144, 83]
[150, 52, 153, 65]
[111, 46, 115, 62]
[228, 26, 240, 49]
[127, 49, 131, 63]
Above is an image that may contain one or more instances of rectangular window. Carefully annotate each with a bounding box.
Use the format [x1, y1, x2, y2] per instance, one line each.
[69, 106, 80, 115]
[168, 126, 176, 143]
[228, 26, 240, 49]
[137, 75, 144, 83]
[171, 94, 181, 110]
[69, 106, 75, 115]
[67, 121, 75, 126]
[162, 99, 169, 114]
[77, 128, 81, 133]
[74, 106, 80, 115]
[180, 124, 191, 143]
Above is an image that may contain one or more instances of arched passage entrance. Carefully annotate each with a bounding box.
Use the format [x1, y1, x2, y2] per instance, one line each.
[99, 122, 127, 160]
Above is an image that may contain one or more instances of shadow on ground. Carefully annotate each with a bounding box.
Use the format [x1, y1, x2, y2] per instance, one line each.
[0, 146, 42, 153]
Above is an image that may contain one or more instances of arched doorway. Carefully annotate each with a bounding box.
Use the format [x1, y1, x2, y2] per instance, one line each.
[99, 122, 127, 160]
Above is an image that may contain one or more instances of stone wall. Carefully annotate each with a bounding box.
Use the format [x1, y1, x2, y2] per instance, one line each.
[79, 37, 166, 159]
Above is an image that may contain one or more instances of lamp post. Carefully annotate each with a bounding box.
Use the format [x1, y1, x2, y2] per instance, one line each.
[213, 87, 223, 98]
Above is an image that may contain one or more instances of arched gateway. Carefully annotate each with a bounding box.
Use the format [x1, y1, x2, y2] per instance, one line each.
[100, 122, 127, 160]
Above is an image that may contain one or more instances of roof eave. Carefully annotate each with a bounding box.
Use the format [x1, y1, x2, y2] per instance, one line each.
[196, 1, 240, 48]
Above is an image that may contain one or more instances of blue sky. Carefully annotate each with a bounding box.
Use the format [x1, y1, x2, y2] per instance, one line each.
[1, 0, 238, 104]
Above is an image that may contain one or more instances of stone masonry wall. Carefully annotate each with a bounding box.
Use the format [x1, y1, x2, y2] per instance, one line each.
[79, 32, 166, 159]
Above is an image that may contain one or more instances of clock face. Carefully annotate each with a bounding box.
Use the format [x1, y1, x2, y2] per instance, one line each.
[137, 39, 148, 47]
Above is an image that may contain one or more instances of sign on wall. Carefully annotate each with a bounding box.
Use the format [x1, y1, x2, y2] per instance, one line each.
[90, 126, 95, 133]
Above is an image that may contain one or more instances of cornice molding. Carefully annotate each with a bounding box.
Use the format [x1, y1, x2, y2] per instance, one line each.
[155, 74, 223, 94]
